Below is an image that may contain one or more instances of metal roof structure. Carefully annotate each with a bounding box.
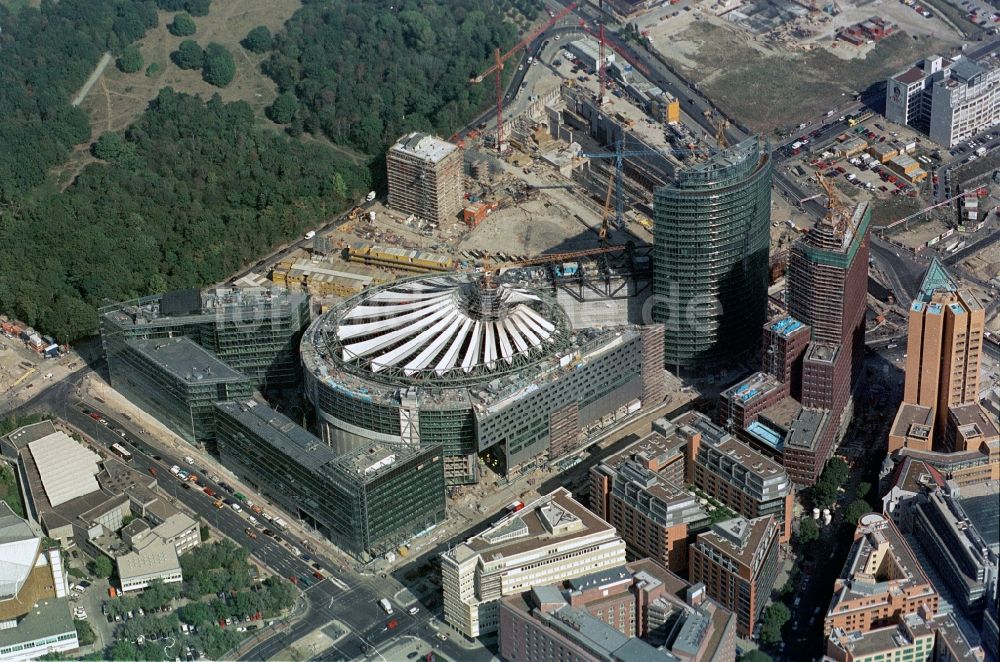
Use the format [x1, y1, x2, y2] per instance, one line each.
[325, 274, 571, 384]
[917, 257, 958, 301]
[0, 502, 39, 600]
[27, 432, 101, 508]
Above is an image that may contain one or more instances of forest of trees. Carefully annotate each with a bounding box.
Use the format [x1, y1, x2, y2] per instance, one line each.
[0, 0, 158, 200]
[259, 1, 521, 154]
[0, 89, 368, 341]
[0, 0, 542, 343]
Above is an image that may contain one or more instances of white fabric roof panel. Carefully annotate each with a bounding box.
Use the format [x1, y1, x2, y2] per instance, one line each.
[28, 432, 102, 508]
[336, 279, 559, 377]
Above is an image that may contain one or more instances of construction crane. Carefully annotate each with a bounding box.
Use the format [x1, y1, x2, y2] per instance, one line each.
[599, 173, 615, 246]
[469, 3, 577, 152]
[816, 168, 845, 231]
[579, 138, 709, 228]
[714, 114, 730, 148]
[471, 243, 635, 284]
[577, 20, 651, 78]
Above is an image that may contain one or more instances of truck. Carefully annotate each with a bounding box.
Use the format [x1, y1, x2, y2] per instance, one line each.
[274, 517, 289, 531]
[365, 191, 376, 202]
[304, 230, 316, 240]
[379, 599, 394, 615]
[976, 146, 987, 157]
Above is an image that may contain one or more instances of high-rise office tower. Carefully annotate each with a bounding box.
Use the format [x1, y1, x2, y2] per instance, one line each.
[890, 259, 988, 452]
[652, 137, 772, 369]
[788, 200, 871, 416]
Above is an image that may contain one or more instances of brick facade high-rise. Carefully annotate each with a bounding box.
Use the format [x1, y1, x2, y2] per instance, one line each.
[720, 200, 872, 486]
[386, 132, 464, 224]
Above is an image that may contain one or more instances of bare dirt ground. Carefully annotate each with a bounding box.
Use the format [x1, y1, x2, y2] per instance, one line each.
[53, 0, 301, 188]
[656, 21, 953, 133]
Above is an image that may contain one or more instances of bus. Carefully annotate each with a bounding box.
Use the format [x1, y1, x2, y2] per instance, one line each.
[110, 443, 133, 462]
[847, 111, 873, 127]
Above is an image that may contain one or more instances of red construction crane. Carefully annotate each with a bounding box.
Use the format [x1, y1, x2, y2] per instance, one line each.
[470, 3, 577, 152]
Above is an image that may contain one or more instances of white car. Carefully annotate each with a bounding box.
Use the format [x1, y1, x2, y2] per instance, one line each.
[184, 456, 195, 464]
[170, 465, 181, 475]
[408, 606, 419, 615]
[230, 502, 242, 512]
[73, 608, 87, 620]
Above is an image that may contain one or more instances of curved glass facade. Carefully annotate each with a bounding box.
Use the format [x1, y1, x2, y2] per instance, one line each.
[652, 137, 772, 369]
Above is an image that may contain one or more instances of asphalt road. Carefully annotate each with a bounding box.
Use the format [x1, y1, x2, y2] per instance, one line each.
[6, 373, 492, 662]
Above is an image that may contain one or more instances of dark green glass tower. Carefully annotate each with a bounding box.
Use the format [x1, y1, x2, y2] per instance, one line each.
[652, 137, 772, 369]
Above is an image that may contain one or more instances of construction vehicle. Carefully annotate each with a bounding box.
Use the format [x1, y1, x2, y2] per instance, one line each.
[469, 3, 577, 152]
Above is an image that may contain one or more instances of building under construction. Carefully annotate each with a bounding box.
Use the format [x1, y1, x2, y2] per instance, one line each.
[300, 272, 666, 485]
[100, 287, 311, 391]
[386, 132, 464, 224]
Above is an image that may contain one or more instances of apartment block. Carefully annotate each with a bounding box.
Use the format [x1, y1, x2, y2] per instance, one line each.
[826, 610, 937, 662]
[590, 438, 709, 573]
[886, 53, 1000, 147]
[499, 559, 737, 662]
[688, 515, 781, 638]
[386, 132, 463, 223]
[674, 411, 794, 542]
[440, 488, 626, 638]
[824, 513, 938, 636]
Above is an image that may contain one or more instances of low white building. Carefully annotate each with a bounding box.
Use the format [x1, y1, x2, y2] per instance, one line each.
[117, 539, 182, 593]
[440, 487, 626, 638]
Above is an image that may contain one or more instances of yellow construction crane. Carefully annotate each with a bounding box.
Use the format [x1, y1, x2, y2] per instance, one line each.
[816, 168, 846, 232]
[599, 175, 614, 247]
[715, 115, 729, 149]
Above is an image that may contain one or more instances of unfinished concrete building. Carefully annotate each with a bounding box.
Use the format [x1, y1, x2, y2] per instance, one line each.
[386, 132, 464, 224]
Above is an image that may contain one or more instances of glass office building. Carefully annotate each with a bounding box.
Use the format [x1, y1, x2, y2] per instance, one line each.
[652, 137, 772, 369]
[100, 287, 310, 390]
[110, 336, 252, 446]
[214, 400, 446, 560]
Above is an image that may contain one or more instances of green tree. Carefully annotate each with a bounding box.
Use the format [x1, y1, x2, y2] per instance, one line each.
[856, 482, 871, 499]
[759, 602, 790, 646]
[178, 601, 213, 626]
[242, 25, 273, 53]
[202, 43, 235, 87]
[90, 554, 114, 578]
[169, 12, 196, 37]
[171, 39, 204, 70]
[107, 640, 137, 661]
[197, 624, 242, 658]
[798, 517, 820, 545]
[185, 0, 212, 17]
[741, 651, 774, 662]
[267, 92, 298, 125]
[200, 523, 210, 542]
[843, 499, 870, 527]
[74, 619, 96, 646]
[92, 132, 125, 161]
[117, 45, 144, 73]
[145, 62, 162, 77]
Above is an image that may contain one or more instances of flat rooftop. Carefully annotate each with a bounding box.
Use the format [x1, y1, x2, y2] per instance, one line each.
[102, 286, 306, 328]
[786, 408, 829, 451]
[696, 516, 774, 567]
[389, 132, 457, 164]
[27, 431, 102, 508]
[769, 315, 807, 337]
[446, 487, 616, 562]
[891, 403, 935, 440]
[215, 400, 433, 484]
[129, 336, 248, 384]
[0, 598, 74, 650]
[720, 371, 782, 405]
